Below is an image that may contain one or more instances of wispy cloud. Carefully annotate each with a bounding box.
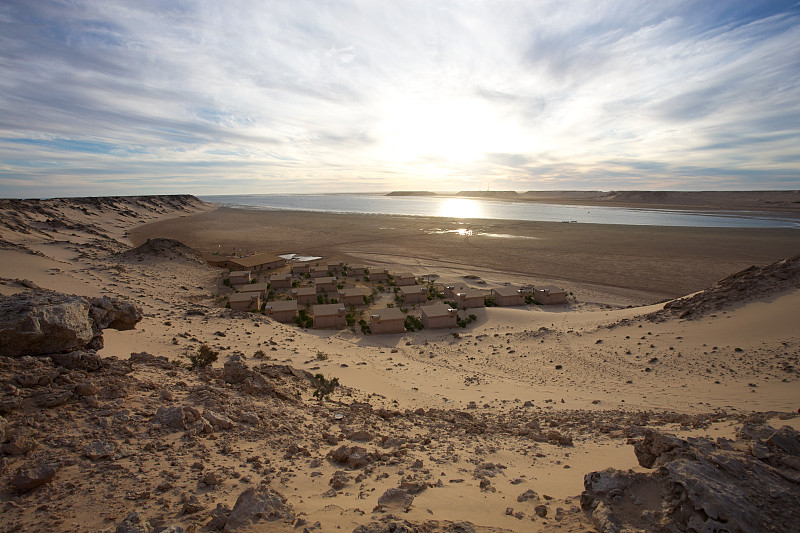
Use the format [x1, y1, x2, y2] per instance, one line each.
[0, 0, 798, 196]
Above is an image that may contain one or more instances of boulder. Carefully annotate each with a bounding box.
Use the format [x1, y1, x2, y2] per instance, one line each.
[0, 291, 141, 357]
[223, 355, 251, 384]
[0, 292, 93, 356]
[203, 410, 236, 432]
[223, 487, 294, 531]
[154, 406, 189, 430]
[377, 487, 414, 512]
[87, 296, 142, 331]
[50, 349, 102, 371]
[11, 462, 57, 491]
[581, 425, 800, 532]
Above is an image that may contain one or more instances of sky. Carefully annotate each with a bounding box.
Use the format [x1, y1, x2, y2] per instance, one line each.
[1, 0, 799, 197]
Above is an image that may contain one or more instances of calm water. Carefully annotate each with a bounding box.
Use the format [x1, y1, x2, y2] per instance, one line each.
[200, 194, 799, 229]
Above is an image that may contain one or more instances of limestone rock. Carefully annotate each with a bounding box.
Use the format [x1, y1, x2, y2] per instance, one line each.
[87, 295, 142, 331]
[328, 445, 375, 469]
[581, 425, 800, 533]
[223, 355, 251, 384]
[50, 350, 102, 371]
[377, 487, 414, 512]
[0, 292, 93, 356]
[11, 462, 57, 491]
[0, 291, 141, 357]
[154, 406, 189, 430]
[223, 487, 294, 531]
[203, 410, 236, 431]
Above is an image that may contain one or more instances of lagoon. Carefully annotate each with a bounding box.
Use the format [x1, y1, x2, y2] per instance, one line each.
[200, 194, 799, 229]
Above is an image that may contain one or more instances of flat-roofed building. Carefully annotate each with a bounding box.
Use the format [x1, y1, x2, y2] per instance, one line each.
[229, 292, 261, 312]
[455, 288, 485, 309]
[309, 266, 329, 278]
[534, 286, 567, 305]
[492, 286, 525, 307]
[421, 303, 458, 329]
[236, 282, 268, 298]
[292, 262, 311, 275]
[338, 286, 371, 306]
[327, 261, 345, 275]
[269, 273, 292, 290]
[228, 253, 285, 272]
[399, 285, 429, 305]
[229, 270, 252, 285]
[394, 272, 416, 286]
[312, 304, 347, 329]
[291, 286, 317, 305]
[347, 264, 367, 277]
[369, 268, 390, 283]
[369, 307, 406, 334]
[264, 300, 298, 323]
[314, 276, 337, 294]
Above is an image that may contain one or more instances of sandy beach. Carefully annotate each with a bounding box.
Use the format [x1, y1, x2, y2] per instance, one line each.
[1, 195, 799, 532]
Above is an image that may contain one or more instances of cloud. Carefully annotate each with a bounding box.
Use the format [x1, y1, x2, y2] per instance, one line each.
[0, 0, 798, 197]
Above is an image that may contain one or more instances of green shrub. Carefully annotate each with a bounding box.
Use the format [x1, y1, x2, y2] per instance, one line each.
[404, 315, 424, 332]
[484, 296, 497, 307]
[312, 374, 339, 401]
[223, 277, 231, 287]
[294, 309, 313, 328]
[359, 319, 371, 335]
[188, 344, 218, 369]
[457, 314, 478, 328]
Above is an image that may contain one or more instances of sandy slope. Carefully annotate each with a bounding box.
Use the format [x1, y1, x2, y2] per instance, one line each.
[1, 196, 798, 532]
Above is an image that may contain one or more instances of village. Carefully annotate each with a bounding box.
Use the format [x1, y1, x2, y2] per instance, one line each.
[202, 250, 569, 334]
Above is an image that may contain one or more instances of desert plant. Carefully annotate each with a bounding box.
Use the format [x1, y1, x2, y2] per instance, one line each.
[188, 344, 218, 369]
[484, 296, 497, 307]
[316, 351, 329, 361]
[312, 374, 339, 401]
[359, 319, 371, 335]
[294, 309, 313, 328]
[223, 277, 231, 287]
[404, 315, 424, 332]
[253, 349, 267, 359]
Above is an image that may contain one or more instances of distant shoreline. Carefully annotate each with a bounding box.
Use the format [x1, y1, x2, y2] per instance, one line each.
[385, 189, 800, 214]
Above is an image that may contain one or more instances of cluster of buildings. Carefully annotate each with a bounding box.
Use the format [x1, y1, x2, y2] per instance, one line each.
[203, 251, 567, 335]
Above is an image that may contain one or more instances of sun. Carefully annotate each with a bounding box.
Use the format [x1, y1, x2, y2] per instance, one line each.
[373, 95, 528, 164]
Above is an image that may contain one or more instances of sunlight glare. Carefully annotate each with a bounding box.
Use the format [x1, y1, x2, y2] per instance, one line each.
[437, 198, 484, 219]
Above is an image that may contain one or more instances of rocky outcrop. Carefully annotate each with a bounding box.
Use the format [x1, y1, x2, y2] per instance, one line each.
[222, 487, 294, 531]
[650, 255, 800, 321]
[0, 291, 141, 357]
[111, 237, 205, 265]
[581, 424, 800, 532]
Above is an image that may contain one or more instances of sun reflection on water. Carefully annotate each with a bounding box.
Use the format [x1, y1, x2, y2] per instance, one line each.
[436, 198, 485, 219]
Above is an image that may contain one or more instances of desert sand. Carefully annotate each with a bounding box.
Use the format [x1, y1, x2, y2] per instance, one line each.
[1, 195, 799, 532]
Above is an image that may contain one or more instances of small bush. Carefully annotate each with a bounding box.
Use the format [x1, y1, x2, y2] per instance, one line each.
[253, 349, 267, 359]
[312, 374, 339, 401]
[294, 309, 313, 328]
[316, 351, 329, 361]
[484, 296, 497, 307]
[359, 319, 372, 335]
[223, 277, 231, 287]
[188, 344, 218, 369]
[404, 315, 424, 332]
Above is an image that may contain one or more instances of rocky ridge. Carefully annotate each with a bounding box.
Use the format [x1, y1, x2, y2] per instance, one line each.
[649, 255, 800, 321]
[582, 422, 800, 532]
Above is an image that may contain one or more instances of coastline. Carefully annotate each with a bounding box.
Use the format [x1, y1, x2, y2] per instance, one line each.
[132, 205, 800, 306]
